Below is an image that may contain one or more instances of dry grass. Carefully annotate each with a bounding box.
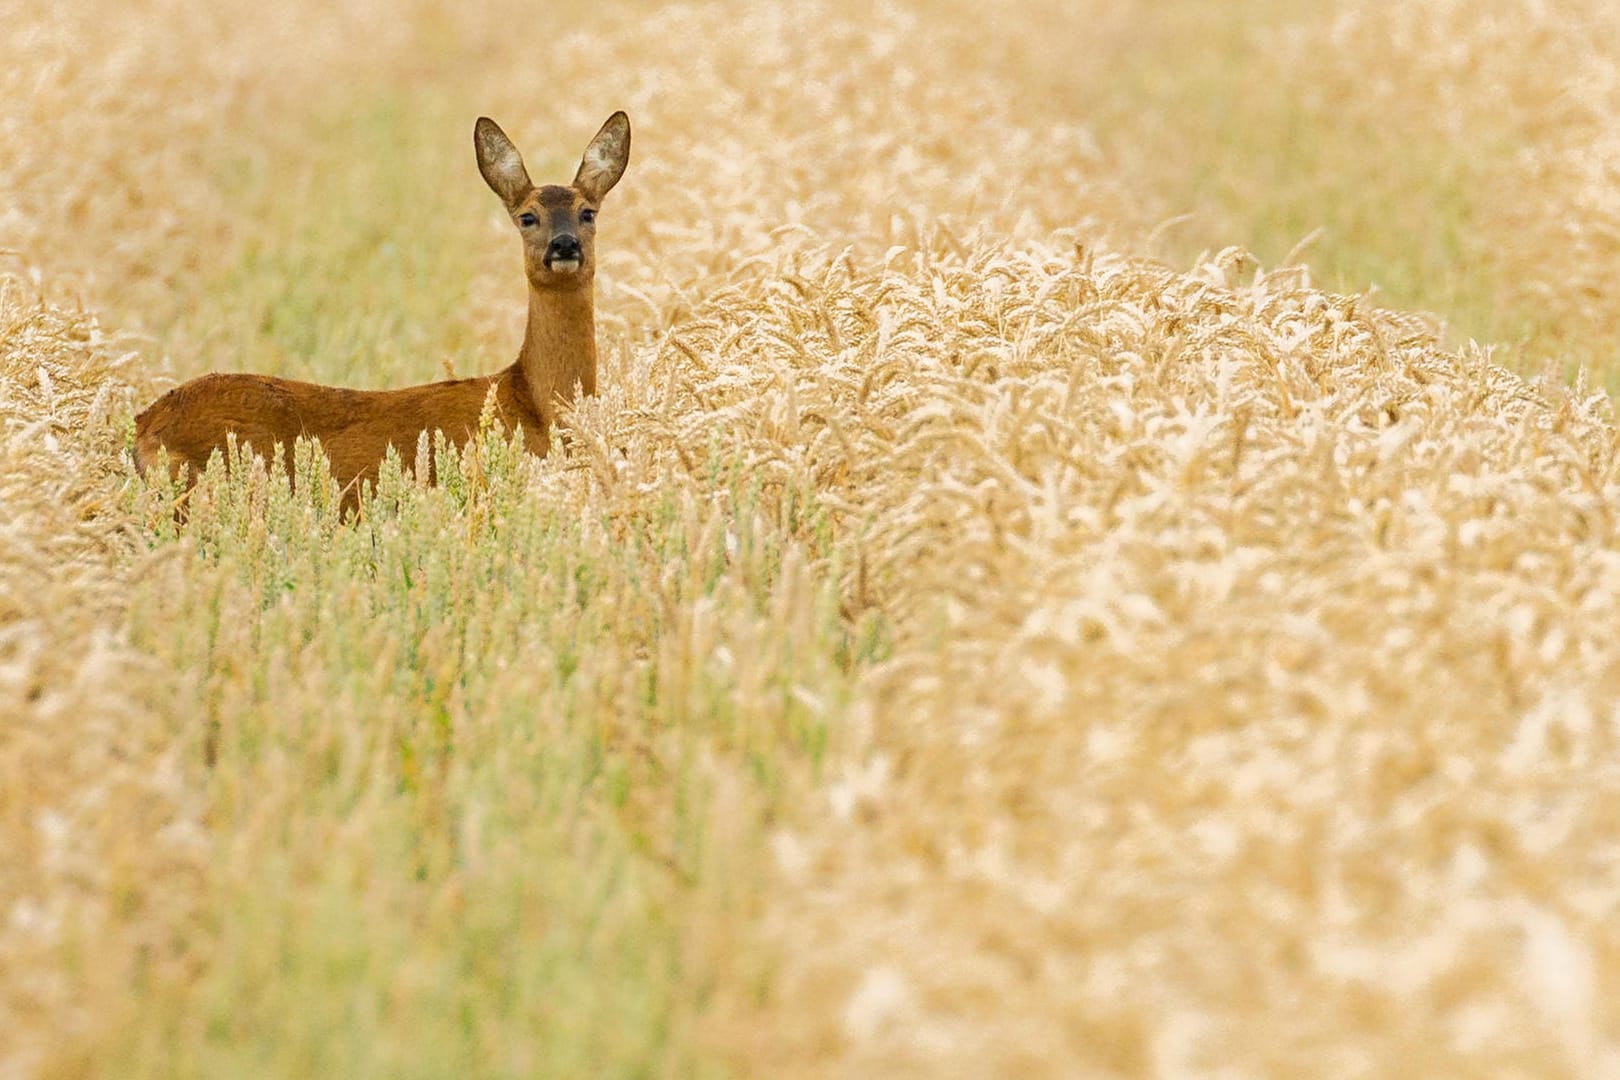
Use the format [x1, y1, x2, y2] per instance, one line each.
[670, 243, 1620, 1074]
[6, 0, 1620, 1076]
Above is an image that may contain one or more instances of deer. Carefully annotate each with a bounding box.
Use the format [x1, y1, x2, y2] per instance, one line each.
[132, 111, 631, 514]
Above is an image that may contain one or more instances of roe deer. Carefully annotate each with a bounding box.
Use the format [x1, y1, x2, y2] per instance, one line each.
[133, 111, 631, 512]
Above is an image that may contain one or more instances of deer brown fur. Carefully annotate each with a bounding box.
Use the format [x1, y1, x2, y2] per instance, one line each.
[133, 111, 631, 512]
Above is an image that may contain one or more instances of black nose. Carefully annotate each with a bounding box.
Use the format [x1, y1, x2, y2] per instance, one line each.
[546, 235, 582, 263]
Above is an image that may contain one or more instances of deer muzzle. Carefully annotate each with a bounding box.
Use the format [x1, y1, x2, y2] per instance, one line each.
[545, 234, 583, 272]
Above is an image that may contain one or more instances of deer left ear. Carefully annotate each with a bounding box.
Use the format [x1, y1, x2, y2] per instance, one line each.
[573, 111, 631, 204]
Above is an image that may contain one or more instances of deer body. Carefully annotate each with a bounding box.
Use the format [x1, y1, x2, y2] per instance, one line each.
[133, 112, 630, 508]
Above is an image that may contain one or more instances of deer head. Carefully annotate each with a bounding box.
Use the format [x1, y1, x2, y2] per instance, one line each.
[474, 112, 631, 292]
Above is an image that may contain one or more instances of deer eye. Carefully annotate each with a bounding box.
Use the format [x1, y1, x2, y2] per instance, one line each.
[580, 208, 597, 224]
[518, 212, 538, 228]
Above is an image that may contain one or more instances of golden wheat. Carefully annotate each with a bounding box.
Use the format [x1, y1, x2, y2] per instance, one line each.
[635, 241, 1620, 1073]
[7, 0, 1620, 1075]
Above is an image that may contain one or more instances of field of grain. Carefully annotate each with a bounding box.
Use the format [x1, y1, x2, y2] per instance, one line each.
[7, 0, 1620, 1075]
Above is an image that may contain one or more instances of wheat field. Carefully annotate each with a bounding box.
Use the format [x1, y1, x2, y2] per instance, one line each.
[6, 0, 1620, 1075]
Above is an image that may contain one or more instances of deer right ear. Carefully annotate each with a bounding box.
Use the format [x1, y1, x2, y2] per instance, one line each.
[573, 112, 631, 204]
[474, 117, 534, 208]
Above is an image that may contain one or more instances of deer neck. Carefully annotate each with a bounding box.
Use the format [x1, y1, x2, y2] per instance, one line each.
[515, 283, 596, 423]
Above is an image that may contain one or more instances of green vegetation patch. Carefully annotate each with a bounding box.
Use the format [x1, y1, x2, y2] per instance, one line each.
[172, 93, 496, 388]
[106, 434, 866, 1078]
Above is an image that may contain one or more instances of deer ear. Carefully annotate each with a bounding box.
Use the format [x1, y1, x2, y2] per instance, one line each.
[573, 112, 631, 204]
[474, 117, 534, 208]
